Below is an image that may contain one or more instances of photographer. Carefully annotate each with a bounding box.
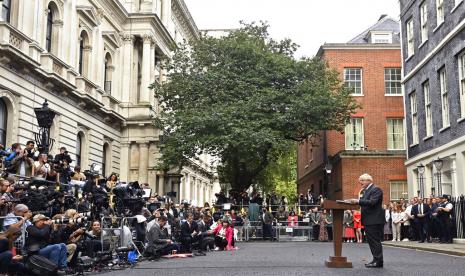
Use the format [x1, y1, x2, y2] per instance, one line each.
[70, 166, 86, 182]
[34, 153, 51, 178]
[11, 145, 34, 178]
[25, 214, 69, 274]
[0, 226, 26, 276]
[55, 147, 73, 186]
[146, 216, 180, 257]
[25, 141, 36, 160]
[0, 179, 14, 216]
[54, 147, 72, 166]
[83, 220, 107, 257]
[2, 204, 32, 231]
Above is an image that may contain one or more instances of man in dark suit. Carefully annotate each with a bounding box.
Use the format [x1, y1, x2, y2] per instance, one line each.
[262, 207, 274, 240]
[351, 173, 385, 268]
[412, 198, 431, 243]
[146, 216, 180, 257]
[180, 213, 205, 254]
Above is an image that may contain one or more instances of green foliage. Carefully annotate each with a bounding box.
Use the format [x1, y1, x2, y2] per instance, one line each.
[152, 22, 357, 192]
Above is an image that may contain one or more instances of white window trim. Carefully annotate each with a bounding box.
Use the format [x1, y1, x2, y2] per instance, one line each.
[459, 53, 465, 119]
[439, 69, 450, 128]
[387, 118, 405, 150]
[384, 68, 402, 95]
[390, 181, 408, 201]
[410, 92, 419, 145]
[452, 0, 463, 13]
[406, 19, 414, 58]
[423, 81, 433, 137]
[345, 118, 364, 150]
[344, 68, 363, 96]
[436, 0, 445, 26]
[420, 2, 428, 44]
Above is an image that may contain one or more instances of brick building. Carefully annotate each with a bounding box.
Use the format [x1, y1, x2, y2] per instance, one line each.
[297, 16, 407, 203]
[400, 0, 465, 198]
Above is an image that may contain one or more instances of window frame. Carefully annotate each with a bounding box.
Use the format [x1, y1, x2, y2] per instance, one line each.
[45, 9, 53, 52]
[387, 118, 405, 150]
[439, 68, 449, 128]
[390, 181, 408, 201]
[384, 68, 402, 95]
[423, 81, 433, 137]
[345, 118, 364, 150]
[458, 53, 465, 119]
[0, 99, 7, 146]
[436, 0, 444, 26]
[410, 92, 419, 145]
[420, 1, 428, 44]
[1, 0, 11, 23]
[343, 68, 363, 95]
[406, 19, 414, 58]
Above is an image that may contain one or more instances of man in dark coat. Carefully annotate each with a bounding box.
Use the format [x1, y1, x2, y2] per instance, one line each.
[146, 216, 179, 257]
[412, 198, 431, 243]
[351, 173, 385, 268]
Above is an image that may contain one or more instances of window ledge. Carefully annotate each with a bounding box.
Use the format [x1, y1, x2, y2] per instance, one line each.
[451, 1, 463, 13]
[457, 117, 465, 124]
[350, 94, 364, 97]
[423, 135, 433, 141]
[409, 143, 419, 148]
[419, 40, 428, 49]
[433, 21, 444, 33]
[439, 125, 450, 133]
[384, 94, 403, 97]
[405, 54, 414, 62]
[387, 148, 405, 151]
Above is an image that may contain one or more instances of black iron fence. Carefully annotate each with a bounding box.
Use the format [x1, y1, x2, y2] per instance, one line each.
[452, 196, 465, 239]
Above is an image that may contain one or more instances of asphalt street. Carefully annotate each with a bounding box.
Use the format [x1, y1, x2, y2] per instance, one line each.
[101, 242, 465, 276]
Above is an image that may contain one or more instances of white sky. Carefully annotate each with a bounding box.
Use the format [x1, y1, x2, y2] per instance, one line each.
[184, 0, 400, 58]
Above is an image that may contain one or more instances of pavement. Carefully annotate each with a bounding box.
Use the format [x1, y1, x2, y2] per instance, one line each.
[101, 241, 465, 276]
[383, 240, 465, 256]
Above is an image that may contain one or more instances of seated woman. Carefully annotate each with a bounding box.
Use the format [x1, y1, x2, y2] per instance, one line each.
[211, 220, 234, 251]
[0, 227, 26, 276]
[84, 220, 108, 257]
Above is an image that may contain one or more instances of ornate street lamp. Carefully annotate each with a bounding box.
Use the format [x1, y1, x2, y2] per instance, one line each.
[323, 161, 333, 198]
[34, 100, 56, 154]
[433, 157, 443, 196]
[417, 163, 425, 198]
[167, 172, 183, 200]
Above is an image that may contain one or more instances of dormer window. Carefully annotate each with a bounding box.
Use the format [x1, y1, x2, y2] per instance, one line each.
[371, 32, 393, 44]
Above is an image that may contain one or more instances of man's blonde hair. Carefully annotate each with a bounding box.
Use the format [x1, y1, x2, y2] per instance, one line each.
[359, 173, 373, 182]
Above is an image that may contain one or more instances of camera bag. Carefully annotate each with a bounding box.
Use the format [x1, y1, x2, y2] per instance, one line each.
[26, 254, 58, 276]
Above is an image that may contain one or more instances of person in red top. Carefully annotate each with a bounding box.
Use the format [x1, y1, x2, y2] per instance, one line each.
[287, 211, 298, 227]
[353, 208, 364, 243]
[212, 220, 234, 251]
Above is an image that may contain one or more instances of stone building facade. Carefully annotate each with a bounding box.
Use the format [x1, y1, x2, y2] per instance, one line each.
[0, 0, 219, 205]
[297, 16, 407, 203]
[400, 0, 465, 198]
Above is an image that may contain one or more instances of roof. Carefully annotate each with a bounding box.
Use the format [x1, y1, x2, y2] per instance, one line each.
[347, 15, 400, 44]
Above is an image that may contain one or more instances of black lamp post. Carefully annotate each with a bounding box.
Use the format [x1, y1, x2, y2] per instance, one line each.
[433, 157, 443, 197]
[417, 163, 425, 198]
[167, 172, 183, 202]
[34, 100, 56, 154]
[324, 161, 332, 198]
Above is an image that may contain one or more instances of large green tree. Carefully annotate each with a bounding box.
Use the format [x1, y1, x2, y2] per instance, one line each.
[153, 22, 357, 192]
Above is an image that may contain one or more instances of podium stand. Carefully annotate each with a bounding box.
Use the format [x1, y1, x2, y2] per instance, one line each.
[322, 200, 358, 268]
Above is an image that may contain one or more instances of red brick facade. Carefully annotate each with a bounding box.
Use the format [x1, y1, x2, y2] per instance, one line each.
[297, 46, 407, 203]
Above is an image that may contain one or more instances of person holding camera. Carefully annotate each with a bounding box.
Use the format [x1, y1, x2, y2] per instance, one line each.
[10, 145, 34, 178]
[146, 216, 180, 257]
[0, 226, 26, 276]
[34, 153, 51, 178]
[2, 204, 32, 231]
[25, 214, 69, 274]
[54, 147, 72, 166]
[83, 220, 107, 257]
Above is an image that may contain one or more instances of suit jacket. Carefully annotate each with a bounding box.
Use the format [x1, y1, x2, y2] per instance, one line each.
[181, 221, 198, 239]
[359, 184, 385, 226]
[411, 203, 431, 221]
[147, 222, 170, 251]
[262, 211, 274, 224]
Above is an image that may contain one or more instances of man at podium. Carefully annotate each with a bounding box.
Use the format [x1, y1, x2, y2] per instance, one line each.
[349, 173, 385, 268]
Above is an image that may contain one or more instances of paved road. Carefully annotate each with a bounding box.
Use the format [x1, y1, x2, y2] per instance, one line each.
[101, 242, 465, 276]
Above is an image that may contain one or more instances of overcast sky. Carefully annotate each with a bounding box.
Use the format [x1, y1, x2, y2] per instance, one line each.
[184, 0, 400, 58]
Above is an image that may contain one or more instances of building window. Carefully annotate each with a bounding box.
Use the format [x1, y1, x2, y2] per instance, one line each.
[76, 133, 82, 167]
[344, 68, 362, 95]
[406, 19, 414, 57]
[423, 81, 433, 137]
[436, 0, 444, 26]
[345, 118, 364, 150]
[78, 38, 84, 75]
[459, 53, 465, 118]
[420, 2, 428, 43]
[104, 53, 113, 94]
[372, 33, 392, 44]
[45, 8, 53, 52]
[2, 0, 11, 23]
[385, 68, 402, 95]
[439, 68, 449, 127]
[390, 181, 408, 201]
[78, 31, 90, 77]
[387, 119, 405, 150]
[0, 99, 7, 146]
[410, 92, 419, 144]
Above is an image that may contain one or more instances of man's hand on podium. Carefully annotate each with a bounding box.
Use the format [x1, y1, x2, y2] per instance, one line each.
[348, 199, 359, 205]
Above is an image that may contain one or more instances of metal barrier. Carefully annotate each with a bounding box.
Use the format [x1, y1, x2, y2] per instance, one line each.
[452, 196, 465, 239]
[100, 216, 124, 253]
[0, 215, 28, 254]
[275, 221, 312, 242]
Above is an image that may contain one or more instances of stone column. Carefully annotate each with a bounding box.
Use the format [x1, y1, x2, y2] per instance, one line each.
[161, 0, 171, 26]
[158, 173, 165, 196]
[138, 142, 149, 184]
[150, 41, 156, 106]
[139, 35, 152, 103]
[119, 142, 130, 182]
[121, 34, 134, 103]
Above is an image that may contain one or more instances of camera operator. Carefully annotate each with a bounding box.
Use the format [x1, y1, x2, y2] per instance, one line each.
[4, 143, 20, 163]
[146, 216, 180, 257]
[25, 141, 37, 160]
[34, 153, 51, 178]
[0, 226, 27, 276]
[70, 166, 86, 181]
[11, 145, 34, 178]
[25, 214, 69, 274]
[54, 147, 72, 186]
[2, 204, 32, 231]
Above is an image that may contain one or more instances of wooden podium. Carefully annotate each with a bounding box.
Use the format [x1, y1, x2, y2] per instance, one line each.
[322, 200, 358, 268]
